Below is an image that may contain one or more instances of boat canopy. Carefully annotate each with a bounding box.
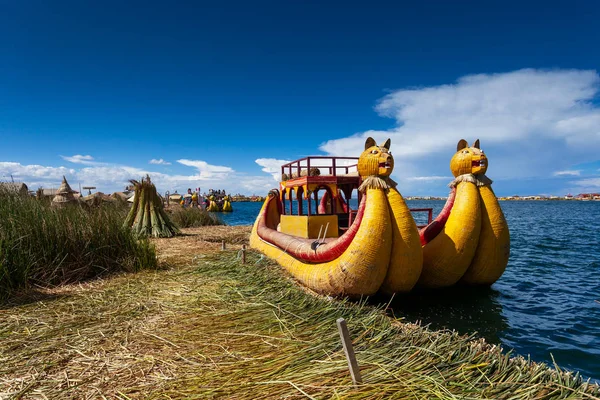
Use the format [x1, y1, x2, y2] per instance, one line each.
[277, 156, 363, 238]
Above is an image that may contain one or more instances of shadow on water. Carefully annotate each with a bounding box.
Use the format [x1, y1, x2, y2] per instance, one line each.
[373, 286, 508, 345]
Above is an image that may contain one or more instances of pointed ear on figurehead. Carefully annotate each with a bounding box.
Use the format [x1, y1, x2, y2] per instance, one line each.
[472, 139, 480, 149]
[364, 137, 376, 150]
[457, 139, 468, 151]
[382, 138, 391, 150]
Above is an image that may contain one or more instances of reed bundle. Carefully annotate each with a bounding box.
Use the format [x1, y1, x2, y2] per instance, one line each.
[125, 175, 179, 238]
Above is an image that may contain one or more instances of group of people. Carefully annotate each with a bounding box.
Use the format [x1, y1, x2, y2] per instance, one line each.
[181, 188, 228, 210]
[208, 188, 227, 196]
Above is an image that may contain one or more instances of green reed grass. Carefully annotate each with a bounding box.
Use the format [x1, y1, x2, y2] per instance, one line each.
[1, 242, 597, 399]
[168, 206, 225, 228]
[0, 189, 158, 299]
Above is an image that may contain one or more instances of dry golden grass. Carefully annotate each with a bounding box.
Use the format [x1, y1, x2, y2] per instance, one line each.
[152, 226, 251, 266]
[1, 226, 598, 399]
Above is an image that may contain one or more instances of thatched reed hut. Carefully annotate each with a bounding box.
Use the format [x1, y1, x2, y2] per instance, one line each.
[51, 176, 78, 207]
[0, 182, 29, 196]
[82, 192, 116, 206]
[112, 191, 134, 202]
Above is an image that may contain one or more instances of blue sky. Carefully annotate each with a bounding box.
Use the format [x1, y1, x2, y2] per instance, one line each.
[1, 0, 599, 196]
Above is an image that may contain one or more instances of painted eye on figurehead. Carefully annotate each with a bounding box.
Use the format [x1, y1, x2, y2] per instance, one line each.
[371, 150, 379, 154]
[462, 150, 469, 154]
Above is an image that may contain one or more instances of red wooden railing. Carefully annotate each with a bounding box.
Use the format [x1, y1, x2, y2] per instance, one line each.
[410, 208, 433, 229]
[281, 156, 359, 178]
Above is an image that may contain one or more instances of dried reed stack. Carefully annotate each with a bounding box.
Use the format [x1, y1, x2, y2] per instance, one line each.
[124, 175, 179, 238]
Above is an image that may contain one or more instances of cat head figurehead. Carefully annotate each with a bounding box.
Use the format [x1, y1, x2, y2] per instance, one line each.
[357, 137, 394, 178]
[450, 139, 487, 177]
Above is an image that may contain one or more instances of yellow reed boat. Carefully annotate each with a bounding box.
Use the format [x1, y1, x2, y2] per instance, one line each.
[250, 137, 422, 297]
[250, 137, 509, 297]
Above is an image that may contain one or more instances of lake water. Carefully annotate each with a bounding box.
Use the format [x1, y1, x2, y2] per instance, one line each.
[219, 199, 600, 380]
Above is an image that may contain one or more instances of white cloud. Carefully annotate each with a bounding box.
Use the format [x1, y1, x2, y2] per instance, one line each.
[255, 158, 291, 181]
[176, 159, 234, 180]
[573, 178, 600, 189]
[0, 162, 78, 192]
[0, 158, 278, 196]
[61, 155, 97, 165]
[0, 162, 75, 181]
[319, 69, 600, 186]
[234, 176, 279, 194]
[255, 157, 360, 181]
[553, 170, 581, 176]
[149, 158, 171, 165]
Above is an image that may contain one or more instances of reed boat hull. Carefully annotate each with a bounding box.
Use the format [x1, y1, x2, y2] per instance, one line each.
[460, 185, 510, 285]
[380, 187, 423, 294]
[207, 200, 233, 212]
[250, 188, 393, 297]
[250, 137, 510, 296]
[419, 181, 482, 288]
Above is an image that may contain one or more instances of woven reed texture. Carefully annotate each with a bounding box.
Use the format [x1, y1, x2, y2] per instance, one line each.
[419, 181, 482, 288]
[357, 144, 393, 178]
[250, 188, 392, 297]
[358, 176, 392, 192]
[358, 151, 383, 176]
[51, 176, 77, 206]
[380, 187, 423, 294]
[449, 173, 493, 187]
[460, 185, 510, 285]
[450, 140, 487, 177]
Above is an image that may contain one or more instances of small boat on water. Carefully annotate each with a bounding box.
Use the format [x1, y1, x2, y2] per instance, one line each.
[207, 193, 233, 212]
[250, 137, 510, 297]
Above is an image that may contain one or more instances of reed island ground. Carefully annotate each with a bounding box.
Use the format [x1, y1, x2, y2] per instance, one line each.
[1, 226, 598, 399]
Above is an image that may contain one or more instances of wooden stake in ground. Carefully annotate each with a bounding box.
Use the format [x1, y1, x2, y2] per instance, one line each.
[124, 175, 180, 238]
[336, 318, 362, 386]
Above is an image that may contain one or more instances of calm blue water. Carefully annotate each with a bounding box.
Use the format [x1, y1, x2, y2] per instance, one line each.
[221, 200, 600, 380]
